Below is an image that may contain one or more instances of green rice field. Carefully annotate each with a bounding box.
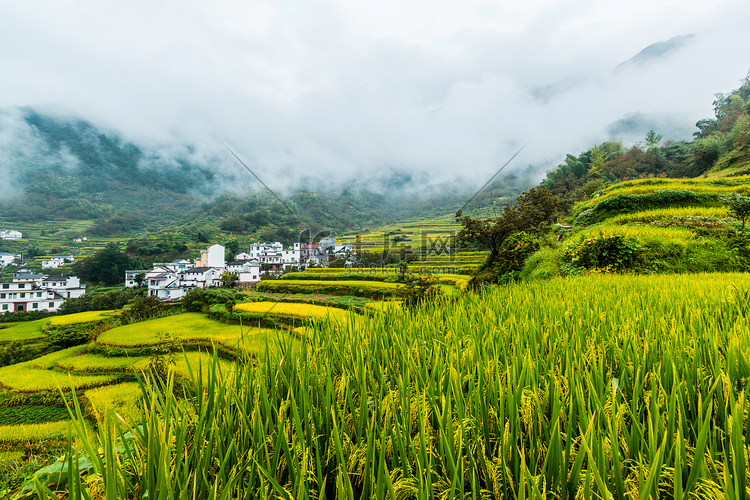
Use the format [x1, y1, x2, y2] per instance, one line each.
[0, 319, 49, 343]
[34, 272, 750, 499]
[96, 312, 294, 354]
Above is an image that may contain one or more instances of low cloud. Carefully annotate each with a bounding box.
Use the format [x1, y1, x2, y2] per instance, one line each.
[0, 0, 748, 195]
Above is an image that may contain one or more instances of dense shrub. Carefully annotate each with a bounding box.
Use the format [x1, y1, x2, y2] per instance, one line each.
[181, 288, 246, 313]
[0, 310, 51, 323]
[44, 322, 111, 349]
[119, 296, 172, 324]
[563, 233, 643, 271]
[57, 288, 138, 315]
[0, 341, 44, 367]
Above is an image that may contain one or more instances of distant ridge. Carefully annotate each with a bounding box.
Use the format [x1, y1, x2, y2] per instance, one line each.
[616, 34, 696, 71]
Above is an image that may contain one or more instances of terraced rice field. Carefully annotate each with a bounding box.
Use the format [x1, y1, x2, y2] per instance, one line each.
[580, 175, 750, 207]
[234, 301, 353, 321]
[0, 319, 49, 343]
[256, 279, 404, 298]
[0, 346, 120, 392]
[338, 213, 460, 253]
[42, 272, 750, 499]
[97, 313, 288, 353]
[48, 310, 117, 326]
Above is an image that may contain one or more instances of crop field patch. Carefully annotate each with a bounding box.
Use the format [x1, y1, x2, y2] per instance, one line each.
[0, 319, 49, 343]
[47, 272, 750, 498]
[0, 420, 73, 443]
[96, 313, 294, 356]
[234, 301, 353, 321]
[262, 280, 401, 289]
[257, 280, 404, 298]
[0, 405, 70, 425]
[57, 353, 150, 373]
[49, 310, 117, 326]
[0, 345, 118, 392]
[85, 382, 143, 424]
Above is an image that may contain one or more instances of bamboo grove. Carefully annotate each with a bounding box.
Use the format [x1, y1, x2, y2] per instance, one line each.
[35, 273, 750, 499]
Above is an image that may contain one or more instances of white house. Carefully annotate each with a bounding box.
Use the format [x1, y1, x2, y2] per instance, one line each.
[0, 252, 19, 267]
[0, 275, 85, 313]
[243, 242, 301, 270]
[178, 267, 223, 289]
[124, 270, 149, 288]
[13, 271, 46, 284]
[146, 272, 194, 300]
[40, 276, 86, 299]
[227, 259, 262, 284]
[0, 230, 22, 240]
[196, 245, 225, 268]
[41, 255, 75, 269]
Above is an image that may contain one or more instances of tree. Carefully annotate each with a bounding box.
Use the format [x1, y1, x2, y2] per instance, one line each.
[220, 271, 238, 288]
[72, 242, 133, 285]
[456, 187, 563, 259]
[587, 146, 607, 177]
[725, 193, 750, 231]
[135, 272, 146, 287]
[645, 130, 663, 150]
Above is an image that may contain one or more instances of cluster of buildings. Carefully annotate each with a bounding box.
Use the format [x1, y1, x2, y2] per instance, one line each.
[0, 230, 22, 240]
[42, 255, 75, 269]
[129, 239, 353, 301]
[0, 271, 85, 313]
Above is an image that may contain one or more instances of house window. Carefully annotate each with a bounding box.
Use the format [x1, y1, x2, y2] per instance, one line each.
[49, 302, 54, 308]
[1, 284, 7, 289]
[19, 293, 25, 298]
[0, 294, 4, 299]
[37, 292, 42, 297]
[1, 305, 6, 310]
[18, 284, 25, 289]
[32, 303, 38, 309]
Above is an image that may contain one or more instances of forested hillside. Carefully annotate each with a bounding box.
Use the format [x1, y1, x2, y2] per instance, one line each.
[542, 74, 750, 201]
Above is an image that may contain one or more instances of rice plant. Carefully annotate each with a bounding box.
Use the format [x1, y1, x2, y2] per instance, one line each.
[30, 273, 750, 499]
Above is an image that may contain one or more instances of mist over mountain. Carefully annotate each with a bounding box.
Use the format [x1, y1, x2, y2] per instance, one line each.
[0, 107, 532, 237]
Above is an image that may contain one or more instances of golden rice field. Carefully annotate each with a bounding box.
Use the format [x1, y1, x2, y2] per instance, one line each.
[0, 347, 119, 392]
[47, 310, 117, 326]
[607, 206, 731, 225]
[338, 214, 460, 252]
[84, 382, 143, 424]
[96, 312, 291, 354]
[44, 272, 750, 499]
[0, 421, 74, 444]
[573, 224, 698, 242]
[600, 175, 750, 192]
[0, 318, 48, 343]
[234, 301, 353, 321]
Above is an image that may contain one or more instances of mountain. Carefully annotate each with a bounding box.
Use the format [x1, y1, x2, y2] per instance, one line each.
[615, 34, 696, 71]
[0, 107, 533, 247]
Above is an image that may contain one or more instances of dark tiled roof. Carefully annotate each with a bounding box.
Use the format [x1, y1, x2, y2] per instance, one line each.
[184, 267, 214, 273]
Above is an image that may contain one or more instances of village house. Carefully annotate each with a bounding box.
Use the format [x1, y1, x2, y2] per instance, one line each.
[0, 230, 22, 240]
[40, 276, 86, 299]
[226, 259, 261, 283]
[134, 239, 351, 302]
[0, 252, 20, 267]
[141, 245, 226, 300]
[0, 274, 85, 313]
[13, 270, 47, 284]
[41, 255, 75, 269]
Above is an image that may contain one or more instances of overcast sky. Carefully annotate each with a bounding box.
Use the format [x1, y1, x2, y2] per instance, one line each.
[1, 0, 749, 190]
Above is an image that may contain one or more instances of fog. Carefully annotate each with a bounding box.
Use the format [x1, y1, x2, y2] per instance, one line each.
[1, 0, 749, 194]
